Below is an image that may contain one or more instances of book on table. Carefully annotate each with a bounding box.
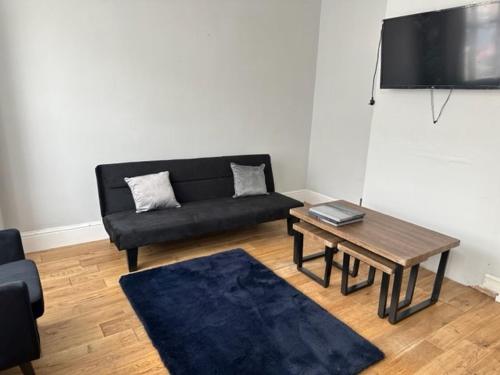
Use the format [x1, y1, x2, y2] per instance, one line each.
[309, 202, 365, 227]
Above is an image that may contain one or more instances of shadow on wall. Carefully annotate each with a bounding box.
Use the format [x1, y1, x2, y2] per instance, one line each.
[0, 4, 35, 229]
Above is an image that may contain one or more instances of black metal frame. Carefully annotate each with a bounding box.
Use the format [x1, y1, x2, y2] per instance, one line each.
[293, 231, 360, 288]
[377, 264, 419, 319]
[336, 250, 451, 323]
[293, 231, 303, 265]
[385, 250, 450, 324]
[378, 272, 391, 318]
[340, 253, 403, 319]
[333, 249, 360, 277]
[294, 232, 333, 287]
[340, 253, 376, 295]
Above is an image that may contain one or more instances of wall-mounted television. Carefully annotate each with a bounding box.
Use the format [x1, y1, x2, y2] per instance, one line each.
[381, 1, 500, 89]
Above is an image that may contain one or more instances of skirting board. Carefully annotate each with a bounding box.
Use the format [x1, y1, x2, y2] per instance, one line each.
[20, 189, 334, 253]
[481, 274, 500, 303]
[283, 189, 336, 205]
[22, 221, 108, 253]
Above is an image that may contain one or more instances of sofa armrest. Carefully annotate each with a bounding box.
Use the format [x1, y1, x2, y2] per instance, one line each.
[0, 229, 25, 265]
[0, 281, 40, 371]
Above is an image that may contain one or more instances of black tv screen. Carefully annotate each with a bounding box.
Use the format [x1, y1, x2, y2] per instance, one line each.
[381, 2, 500, 89]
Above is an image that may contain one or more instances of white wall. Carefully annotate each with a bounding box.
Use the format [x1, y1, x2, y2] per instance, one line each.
[0, 0, 321, 231]
[364, 0, 500, 285]
[306, 0, 387, 202]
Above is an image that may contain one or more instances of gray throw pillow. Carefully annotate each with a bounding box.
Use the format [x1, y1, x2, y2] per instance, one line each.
[231, 162, 268, 198]
[124, 171, 180, 213]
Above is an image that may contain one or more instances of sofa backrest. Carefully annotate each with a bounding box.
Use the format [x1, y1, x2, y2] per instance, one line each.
[95, 154, 275, 217]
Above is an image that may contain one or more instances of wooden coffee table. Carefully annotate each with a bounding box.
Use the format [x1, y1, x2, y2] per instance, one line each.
[290, 201, 461, 324]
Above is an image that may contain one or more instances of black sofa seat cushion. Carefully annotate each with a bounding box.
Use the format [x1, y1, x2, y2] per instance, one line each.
[104, 192, 302, 250]
[0, 260, 44, 319]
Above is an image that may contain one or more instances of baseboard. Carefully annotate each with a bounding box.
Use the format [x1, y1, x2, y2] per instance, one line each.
[22, 221, 108, 253]
[20, 189, 334, 253]
[282, 189, 336, 205]
[481, 274, 500, 303]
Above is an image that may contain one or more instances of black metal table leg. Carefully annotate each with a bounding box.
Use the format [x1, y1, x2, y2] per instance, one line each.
[367, 266, 376, 283]
[333, 252, 360, 277]
[350, 258, 361, 277]
[293, 231, 303, 265]
[294, 231, 336, 288]
[378, 272, 390, 318]
[341, 253, 350, 295]
[297, 246, 335, 288]
[379, 264, 424, 318]
[431, 250, 450, 302]
[399, 264, 420, 309]
[388, 265, 404, 323]
[388, 250, 450, 324]
[323, 247, 334, 287]
[341, 253, 376, 295]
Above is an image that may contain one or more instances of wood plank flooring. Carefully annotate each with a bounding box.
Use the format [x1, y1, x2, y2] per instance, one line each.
[2, 220, 500, 374]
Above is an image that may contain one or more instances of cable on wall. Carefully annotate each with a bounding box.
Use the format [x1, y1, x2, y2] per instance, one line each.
[369, 29, 383, 106]
[430, 87, 453, 124]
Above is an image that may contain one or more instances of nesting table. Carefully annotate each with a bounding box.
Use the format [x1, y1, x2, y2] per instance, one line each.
[289, 201, 461, 324]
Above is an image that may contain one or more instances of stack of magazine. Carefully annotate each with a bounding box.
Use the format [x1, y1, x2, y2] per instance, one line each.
[309, 202, 365, 227]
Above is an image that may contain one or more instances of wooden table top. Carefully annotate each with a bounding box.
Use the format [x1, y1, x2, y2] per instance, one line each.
[290, 201, 460, 267]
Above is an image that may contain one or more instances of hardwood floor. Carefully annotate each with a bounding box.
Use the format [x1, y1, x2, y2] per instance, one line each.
[3, 220, 500, 374]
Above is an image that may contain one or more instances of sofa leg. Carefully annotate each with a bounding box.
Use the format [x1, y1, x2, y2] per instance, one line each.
[287, 216, 299, 236]
[20, 362, 35, 375]
[126, 248, 138, 272]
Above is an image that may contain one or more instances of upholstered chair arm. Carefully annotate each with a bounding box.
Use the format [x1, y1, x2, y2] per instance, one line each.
[0, 229, 25, 265]
[0, 281, 40, 371]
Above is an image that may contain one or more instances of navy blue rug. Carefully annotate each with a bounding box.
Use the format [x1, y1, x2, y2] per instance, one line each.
[120, 249, 384, 375]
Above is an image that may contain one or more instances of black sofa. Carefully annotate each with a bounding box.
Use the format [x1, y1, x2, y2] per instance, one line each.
[96, 154, 303, 271]
[0, 229, 44, 375]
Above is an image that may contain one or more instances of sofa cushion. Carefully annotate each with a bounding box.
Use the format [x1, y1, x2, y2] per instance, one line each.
[0, 260, 44, 319]
[230, 163, 268, 198]
[125, 171, 180, 213]
[103, 192, 302, 250]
